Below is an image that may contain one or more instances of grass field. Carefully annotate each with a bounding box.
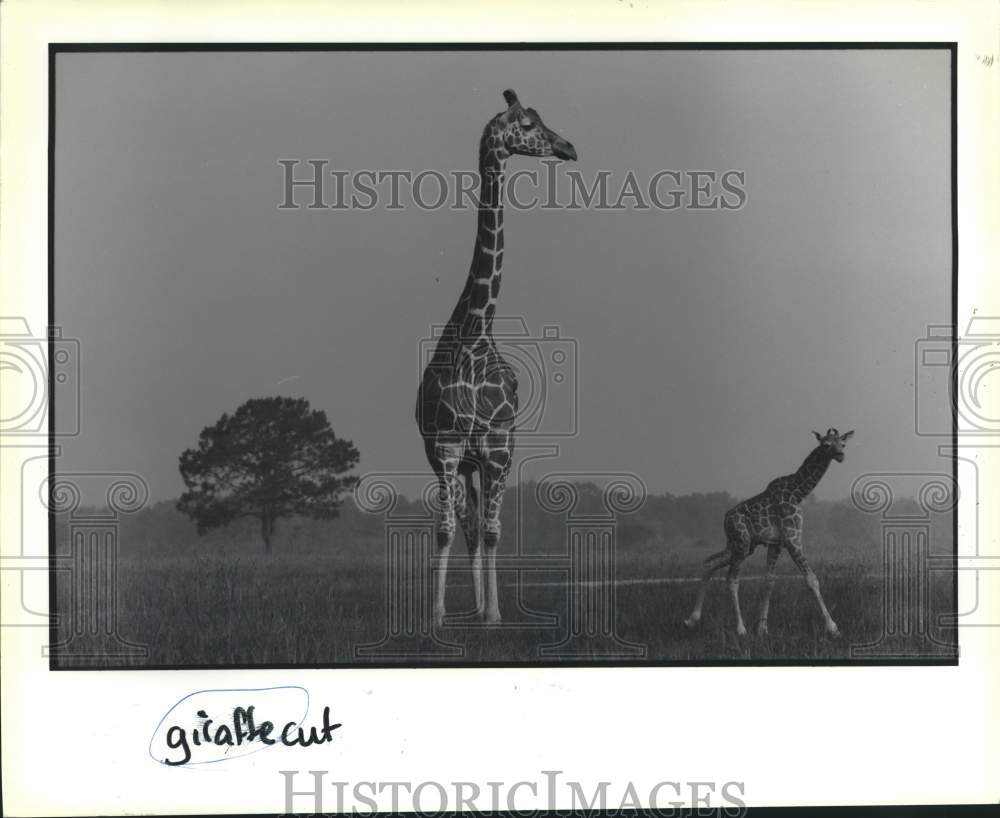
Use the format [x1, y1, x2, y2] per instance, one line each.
[53, 535, 957, 667]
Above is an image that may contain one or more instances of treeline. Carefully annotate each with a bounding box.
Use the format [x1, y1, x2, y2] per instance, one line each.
[55, 481, 953, 560]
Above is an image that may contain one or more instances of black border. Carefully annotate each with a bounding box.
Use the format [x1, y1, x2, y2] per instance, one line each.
[48, 42, 959, 671]
[15, 810, 999, 818]
[12, 809, 1000, 818]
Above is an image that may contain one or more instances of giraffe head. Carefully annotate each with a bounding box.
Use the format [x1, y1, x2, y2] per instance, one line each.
[812, 428, 854, 462]
[494, 89, 578, 161]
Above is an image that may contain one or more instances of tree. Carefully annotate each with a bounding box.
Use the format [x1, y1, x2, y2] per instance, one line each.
[177, 397, 360, 551]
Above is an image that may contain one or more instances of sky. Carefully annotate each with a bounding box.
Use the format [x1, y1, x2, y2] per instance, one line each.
[54, 48, 952, 503]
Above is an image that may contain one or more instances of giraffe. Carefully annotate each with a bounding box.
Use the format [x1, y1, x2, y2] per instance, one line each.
[416, 89, 577, 626]
[683, 428, 855, 637]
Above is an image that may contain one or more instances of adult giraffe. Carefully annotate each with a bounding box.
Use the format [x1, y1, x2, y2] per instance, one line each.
[684, 428, 855, 637]
[416, 89, 577, 626]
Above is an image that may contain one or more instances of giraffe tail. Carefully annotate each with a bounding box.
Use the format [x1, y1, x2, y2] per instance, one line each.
[703, 548, 729, 565]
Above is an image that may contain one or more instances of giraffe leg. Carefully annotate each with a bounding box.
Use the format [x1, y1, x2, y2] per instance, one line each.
[756, 545, 781, 635]
[787, 543, 840, 636]
[479, 451, 511, 625]
[684, 551, 730, 628]
[727, 555, 748, 636]
[431, 443, 463, 628]
[456, 467, 483, 618]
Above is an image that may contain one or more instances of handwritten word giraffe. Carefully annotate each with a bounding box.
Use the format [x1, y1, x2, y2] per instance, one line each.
[684, 428, 855, 636]
[416, 89, 577, 626]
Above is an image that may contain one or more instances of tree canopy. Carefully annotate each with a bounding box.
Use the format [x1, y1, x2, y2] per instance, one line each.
[177, 397, 360, 550]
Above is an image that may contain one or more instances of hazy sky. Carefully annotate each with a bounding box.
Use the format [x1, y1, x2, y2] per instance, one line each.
[54, 49, 952, 503]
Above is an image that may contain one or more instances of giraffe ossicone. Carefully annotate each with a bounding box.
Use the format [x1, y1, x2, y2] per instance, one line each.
[416, 89, 578, 627]
[684, 427, 855, 637]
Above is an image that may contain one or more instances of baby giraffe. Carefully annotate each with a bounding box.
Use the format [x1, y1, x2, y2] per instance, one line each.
[684, 428, 854, 637]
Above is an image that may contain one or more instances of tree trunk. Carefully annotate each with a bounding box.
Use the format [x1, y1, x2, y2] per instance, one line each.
[260, 512, 272, 552]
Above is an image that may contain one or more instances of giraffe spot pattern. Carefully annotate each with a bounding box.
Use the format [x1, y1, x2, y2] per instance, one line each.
[470, 282, 490, 309]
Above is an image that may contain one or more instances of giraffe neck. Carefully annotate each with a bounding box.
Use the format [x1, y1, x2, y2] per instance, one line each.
[788, 446, 833, 502]
[446, 123, 508, 341]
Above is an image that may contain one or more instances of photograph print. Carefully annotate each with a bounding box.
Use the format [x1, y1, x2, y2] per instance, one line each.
[47, 45, 957, 668]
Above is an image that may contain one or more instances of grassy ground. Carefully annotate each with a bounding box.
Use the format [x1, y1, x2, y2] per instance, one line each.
[52, 539, 957, 667]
